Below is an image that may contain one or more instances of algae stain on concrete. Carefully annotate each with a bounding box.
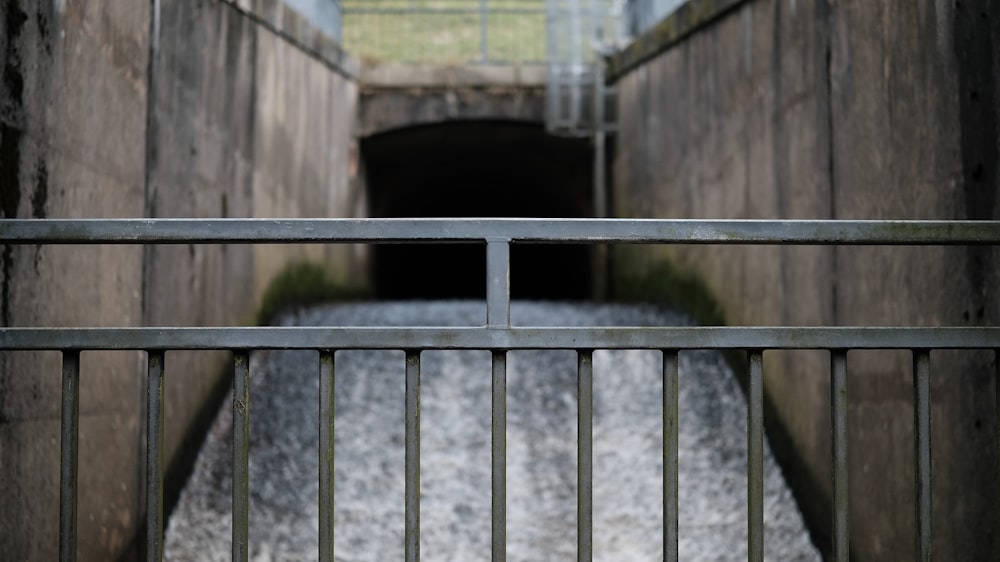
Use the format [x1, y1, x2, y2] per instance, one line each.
[255, 261, 371, 325]
[1, 0, 30, 327]
[611, 253, 728, 327]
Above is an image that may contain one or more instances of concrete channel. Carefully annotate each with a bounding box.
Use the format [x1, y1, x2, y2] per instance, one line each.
[164, 301, 820, 561]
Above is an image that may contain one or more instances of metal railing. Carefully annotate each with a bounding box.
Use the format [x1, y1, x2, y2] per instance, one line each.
[544, 0, 622, 136]
[341, 0, 548, 64]
[2, 218, 999, 562]
[284, 0, 344, 41]
[623, 0, 685, 36]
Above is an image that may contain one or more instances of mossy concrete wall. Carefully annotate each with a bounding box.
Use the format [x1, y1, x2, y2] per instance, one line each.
[0, 0, 362, 559]
[609, 0, 999, 559]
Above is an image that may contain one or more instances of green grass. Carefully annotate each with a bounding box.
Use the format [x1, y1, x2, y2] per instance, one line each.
[342, 1, 547, 63]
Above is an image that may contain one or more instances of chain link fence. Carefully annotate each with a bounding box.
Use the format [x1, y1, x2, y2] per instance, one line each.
[340, 0, 548, 64]
[284, 0, 344, 41]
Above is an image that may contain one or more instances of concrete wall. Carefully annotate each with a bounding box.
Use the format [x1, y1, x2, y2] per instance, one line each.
[0, 0, 361, 559]
[609, 0, 1000, 559]
[358, 63, 546, 137]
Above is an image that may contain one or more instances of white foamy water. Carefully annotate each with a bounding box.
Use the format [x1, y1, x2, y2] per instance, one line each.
[164, 301, 820, 561]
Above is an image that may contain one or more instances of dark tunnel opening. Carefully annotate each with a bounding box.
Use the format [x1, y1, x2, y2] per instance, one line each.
[362, 121, 594, 300]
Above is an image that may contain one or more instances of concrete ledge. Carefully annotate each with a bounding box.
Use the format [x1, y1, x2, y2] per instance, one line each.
[360, 62, 547, 90]
[220, 0, 359, 79]
[606, 0, 749, 82]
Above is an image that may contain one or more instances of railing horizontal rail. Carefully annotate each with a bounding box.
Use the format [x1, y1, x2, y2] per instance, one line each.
[344, 7, 544, 15]
[1, 218, 998, 245]
[2, 326, 998, 351]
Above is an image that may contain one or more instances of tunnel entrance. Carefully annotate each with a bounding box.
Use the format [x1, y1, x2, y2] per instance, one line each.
[362, 121, 594, 300]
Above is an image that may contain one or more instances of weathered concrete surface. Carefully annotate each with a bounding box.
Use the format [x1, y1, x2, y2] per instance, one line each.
[825, 3, 998, 559]
[0, 1, 361, 560]
[145, 7, 259, 537]
[0, 1, 149, 560]
[251, 20, 361, 301]
[609, 0, 999, 560]
[358, 62, 546, 137]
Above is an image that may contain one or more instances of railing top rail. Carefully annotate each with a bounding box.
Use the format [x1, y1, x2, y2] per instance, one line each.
[343, 6, 546, 14]
[2, 218, 999, 245]
[2, 326, 998, 351]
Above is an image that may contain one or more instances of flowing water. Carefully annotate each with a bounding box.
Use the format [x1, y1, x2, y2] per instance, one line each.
[164, 301, 820, 561]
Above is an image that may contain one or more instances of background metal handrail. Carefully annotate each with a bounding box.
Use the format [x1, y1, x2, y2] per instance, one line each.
[283, 0, 344, 41]
[2, 326, 999, 350]
[2, 218, 999, 244]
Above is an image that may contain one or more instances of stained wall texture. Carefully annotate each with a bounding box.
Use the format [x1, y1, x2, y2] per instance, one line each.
[609, 0, 999, 559]
[0, 0, 361, 559]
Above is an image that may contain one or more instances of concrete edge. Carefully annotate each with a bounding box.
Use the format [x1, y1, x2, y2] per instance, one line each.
[359, 62, 548, 89]
[605, 0, 751, 83]
[220, 0, 360, 80]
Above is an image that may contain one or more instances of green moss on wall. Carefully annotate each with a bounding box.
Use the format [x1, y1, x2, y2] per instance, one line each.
[612, 256, 728, 327]
[255, 261, 370, 325]
[609, 251, 750, 387]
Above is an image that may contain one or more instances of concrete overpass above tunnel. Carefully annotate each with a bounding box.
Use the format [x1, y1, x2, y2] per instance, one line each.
[358, 63, 548, 137]
[356, 63, 607, 301]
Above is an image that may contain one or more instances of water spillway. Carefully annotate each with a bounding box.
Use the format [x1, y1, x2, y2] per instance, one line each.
[164, 301, 820, 561]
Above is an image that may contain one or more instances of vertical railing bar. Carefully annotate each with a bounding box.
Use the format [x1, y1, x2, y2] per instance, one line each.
[319, 350, 336, 562]
[913, 349, 932, 562]
[479, 0, 489, 62]
[145, 351, 166, 562]
[59, 350, 81, 562]
[747, 350, 764, 562]
[995, 348, 999, 560]
[662, 350, 679, 562]
[232, 351, 250, 562]
[830, 349, 849, 562]
[577, 350, 593, 562]
[569, 0, 582, 126]
[492, 350, 507, 562]
[486, 236, 510, 561]
[486, 238, 511, 328]
[405, 350, 421, 562]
